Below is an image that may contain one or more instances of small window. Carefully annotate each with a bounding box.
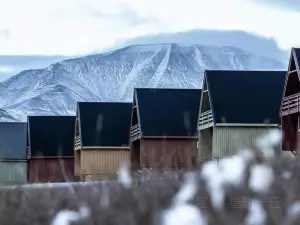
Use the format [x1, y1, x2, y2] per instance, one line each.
[298, 117, 300, 131]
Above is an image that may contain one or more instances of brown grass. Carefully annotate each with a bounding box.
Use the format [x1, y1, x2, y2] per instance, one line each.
[0, 155, 299, 225]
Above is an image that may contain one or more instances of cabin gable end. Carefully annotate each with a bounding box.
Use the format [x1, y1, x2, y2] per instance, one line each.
[74, 105, 82, 150]
[198, 74, 214, 130]
[130, 91, 142, 142]
[281, 50, 300, 117]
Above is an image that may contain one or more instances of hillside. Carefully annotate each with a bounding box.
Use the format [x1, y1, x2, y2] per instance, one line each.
[0, 44, 285, 121]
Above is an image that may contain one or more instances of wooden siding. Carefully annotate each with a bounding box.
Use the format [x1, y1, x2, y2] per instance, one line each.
[0, 161, 26, 185]
[139, 139, 197, 169]
[27, 158, 76, 183]
[212, 127, 279, 159]
[80, 150, 130, 175]
[83, 173, 118, 181]
[281, 113, 300, 152]
[74, 151, 80, 176]
[198, 128, 213, 161]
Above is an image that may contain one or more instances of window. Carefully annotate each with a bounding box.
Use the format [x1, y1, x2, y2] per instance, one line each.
[298, 117, 300, 131]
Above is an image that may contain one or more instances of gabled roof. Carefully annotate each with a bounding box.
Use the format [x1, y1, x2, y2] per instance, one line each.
[135, 88, 201, 136]
[0, 122, 26, 160]
[292, 48, 300, 75]
[205, 70, 285, 124]
[28, 116, 75, 157]
[77, 102, 132, 147]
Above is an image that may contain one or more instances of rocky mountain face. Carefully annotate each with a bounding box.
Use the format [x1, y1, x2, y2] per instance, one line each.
[0, 44, 285, 122]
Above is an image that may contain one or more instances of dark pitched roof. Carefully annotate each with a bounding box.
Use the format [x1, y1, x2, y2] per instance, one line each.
[0, 122, 27, 160]
[78, 102, 132, 147]
[135, 88, 201, 136]
[28, 116, 75, 157]
[292, 48, 300, 75]
[205, 70, 286, 124]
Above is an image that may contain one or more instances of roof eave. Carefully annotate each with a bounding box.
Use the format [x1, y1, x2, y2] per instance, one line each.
[214, 123, 280, 127]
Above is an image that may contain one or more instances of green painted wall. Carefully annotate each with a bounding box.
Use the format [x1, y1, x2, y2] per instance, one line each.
[0, 161, 27, 184]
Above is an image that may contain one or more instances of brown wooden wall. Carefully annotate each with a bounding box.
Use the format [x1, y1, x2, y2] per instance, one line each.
[79, 149, 130, 175]
[27, 158, 77, 183]
[74, 151, 80, 176]
[135, 138, 197, 169]
[282, 113, 300, 152]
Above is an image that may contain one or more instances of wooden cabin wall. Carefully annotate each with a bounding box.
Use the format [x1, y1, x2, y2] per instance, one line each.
[0, 161, 27, 185]
[198, 128, 213, 161]
[83, 173, 118, 181]
[27, 158, 76, 183]
[74, 151, 80, 176]
[212, 126, 280, 159]
[139, 138, 197, 169]
[282, 113, 299, 152]
[80, 149, 130, 175]
[130, 140, 141, 170]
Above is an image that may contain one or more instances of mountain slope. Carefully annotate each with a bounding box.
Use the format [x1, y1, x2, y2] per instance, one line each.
[0, 44, 285, 122]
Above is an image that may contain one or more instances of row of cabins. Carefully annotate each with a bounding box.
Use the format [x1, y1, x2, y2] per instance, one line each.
[2, 47, 300, 184]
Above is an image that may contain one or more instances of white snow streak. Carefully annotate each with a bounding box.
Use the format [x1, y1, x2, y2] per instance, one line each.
[148, 45, 171, 87]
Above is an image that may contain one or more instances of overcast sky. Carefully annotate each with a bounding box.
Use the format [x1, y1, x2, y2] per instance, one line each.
[0, 0, 299, 56]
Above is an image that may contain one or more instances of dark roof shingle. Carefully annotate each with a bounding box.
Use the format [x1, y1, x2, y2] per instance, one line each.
[205, 70, 285, 124]
[78, 102, 132, 147]
[0, 122, 27, 160]
[135, 88, 201, 136]
[28, 116, 75, 157]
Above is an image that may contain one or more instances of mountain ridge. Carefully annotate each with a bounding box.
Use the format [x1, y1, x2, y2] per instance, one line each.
[0, 44, 286, 122]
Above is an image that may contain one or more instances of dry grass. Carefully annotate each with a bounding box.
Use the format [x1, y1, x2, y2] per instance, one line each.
[0, 154, 298, 225]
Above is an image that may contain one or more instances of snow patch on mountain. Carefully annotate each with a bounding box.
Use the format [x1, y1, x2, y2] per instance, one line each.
[0, 44, 285, 122]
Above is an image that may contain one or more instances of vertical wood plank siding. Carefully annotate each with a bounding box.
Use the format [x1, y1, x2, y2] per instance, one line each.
[198, 128, 213, 161]
[212, 127, 280, 159]
[74, 151, 80, 176]
[140, 139, 197, 168]
[80, 150, 130, 175]
[27, 158, 76, 183]
[0, 161, 26, 184]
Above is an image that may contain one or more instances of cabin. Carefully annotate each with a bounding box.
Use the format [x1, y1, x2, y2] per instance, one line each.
[0, 122, 27, 185]
[198, 70, 285, 160]
[26, 116, 76, 183]
[130, 88, 201, 170]
[281, 48, 300, 154]
[74, 102, 132, 180]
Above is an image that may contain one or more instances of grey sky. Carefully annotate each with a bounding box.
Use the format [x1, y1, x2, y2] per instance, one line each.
[1, 0, 300, 55]
[250, 0, 300, 11]
[0, 29, 10, 39]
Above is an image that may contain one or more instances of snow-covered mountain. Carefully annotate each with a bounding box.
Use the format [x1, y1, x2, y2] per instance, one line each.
[0, 44, 286, 122]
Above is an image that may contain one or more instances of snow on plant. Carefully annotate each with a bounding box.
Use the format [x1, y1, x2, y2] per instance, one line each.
[161, 172, 207, 225]
[244, 199, 267, 225]
[200, 153, 248, 211]
[256, 129, 281, 159]
[51, 205, 90, 225]
[117, 160, 133, 188]
[249, 164, 274, 193]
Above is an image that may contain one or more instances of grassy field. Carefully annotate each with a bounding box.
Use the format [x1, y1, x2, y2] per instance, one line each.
[0, 153, 298, 225]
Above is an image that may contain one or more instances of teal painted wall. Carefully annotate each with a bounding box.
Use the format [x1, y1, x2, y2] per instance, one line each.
[0, 161, 27, 184]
